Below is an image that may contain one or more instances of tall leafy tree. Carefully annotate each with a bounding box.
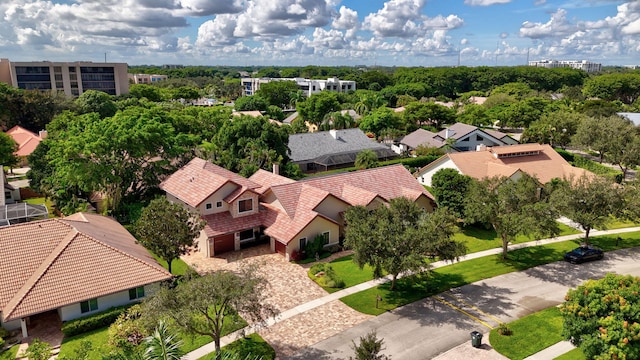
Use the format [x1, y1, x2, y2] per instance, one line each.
[582, 73, 640, 104]
[0, 132, 19, 168]
[208, 116, 291, 177]
[358, 107, 400, 137]
[134, 197, 205, 274]
[521, 110, 584, 149]
[234, 95, 268, 112]
[464, 174, 560, 259]
[550, 174, 625, 243]
[560, 274, 640, 360]
[255, 80, 299, 108]
[142, 265, 278, 360]
[431, 169, 471, 219]
[75, 90, 118, 118]
[344, 198, 466, 290]
[573, 115, 632, 164]
[297, 91, 341, 126]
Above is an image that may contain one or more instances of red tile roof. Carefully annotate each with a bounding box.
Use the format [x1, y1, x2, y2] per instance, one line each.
[202, 211, 264, 237]
[6, 126, 43, 157]
[0, 213, 172, 321]
[160, 158, 261, 207]
[300, 164, 435, 203]
[247, 169, 296, 195]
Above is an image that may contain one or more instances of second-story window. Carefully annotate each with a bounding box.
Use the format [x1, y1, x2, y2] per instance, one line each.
[238, 199, 253, 213]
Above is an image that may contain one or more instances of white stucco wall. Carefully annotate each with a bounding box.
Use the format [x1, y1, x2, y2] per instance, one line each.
[197, 182, 237, 215]
[313, 195, 348, 224]
[416, 158, 460, 187]
[58, 283, 161, 322]
[1, 316, 21, 331]
[287, 217, 340, 257]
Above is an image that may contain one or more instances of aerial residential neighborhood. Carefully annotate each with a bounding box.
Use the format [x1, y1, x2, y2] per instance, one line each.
[2, 2, 640, 360]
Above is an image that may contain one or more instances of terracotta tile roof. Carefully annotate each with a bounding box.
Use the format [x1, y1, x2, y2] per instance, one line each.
[440, 144, 591, 183]
[160, 158, 260, 207]
[248, 169, 295, 195]
[202, 211, 264, 237]
[300, 164, 435, 203]
[0, 213, 172, 321]
[6, 126, 43, 157]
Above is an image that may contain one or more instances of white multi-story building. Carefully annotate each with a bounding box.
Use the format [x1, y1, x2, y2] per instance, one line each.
[241, 77, 356, 97]
[128, 73, 168, 84]
[0, 58, 129, 96]
[528, 60, 601, 73]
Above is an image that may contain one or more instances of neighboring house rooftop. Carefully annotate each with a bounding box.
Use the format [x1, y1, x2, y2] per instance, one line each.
[160, 157, 261, 208]
[618, 112, 640, 126]
[400, 122, 517, 152]
[0, 213, 171, 322]
[288, 128, 397, 166]
[6, 126, 44, 157]
[417, 143, 591, 184]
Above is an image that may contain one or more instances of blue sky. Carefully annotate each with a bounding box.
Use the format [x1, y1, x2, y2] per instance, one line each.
[1, 0, 638, 67]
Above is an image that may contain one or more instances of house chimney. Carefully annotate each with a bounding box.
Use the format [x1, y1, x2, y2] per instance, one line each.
[38, 130, 48, 139]
[445, 128, 454, 139]
[476, 144, 487, 152]
[329, 129, 338, 139]
[272, 163, 279, 175]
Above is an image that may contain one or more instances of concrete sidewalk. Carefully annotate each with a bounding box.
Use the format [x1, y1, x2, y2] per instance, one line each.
[183, 226, 640, 360]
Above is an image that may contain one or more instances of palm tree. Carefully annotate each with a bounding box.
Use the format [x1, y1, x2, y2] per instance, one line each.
[143, 321, 183, 360]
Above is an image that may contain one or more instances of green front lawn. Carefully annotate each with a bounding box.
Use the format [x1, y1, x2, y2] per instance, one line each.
[604, 216, 639, 230]
[455, 223, 581, 254]
[59, 314, 247, 359]
[308, 255, 378, 292]
[555, 348, 586, 360]
[150, 253, 191, 276]
[341, 232, 640, 315]
[198, 334, 275, 360]
[58, 326, 111, 360]
[0, 346, 19, 360]
[489, 307, 564, 360]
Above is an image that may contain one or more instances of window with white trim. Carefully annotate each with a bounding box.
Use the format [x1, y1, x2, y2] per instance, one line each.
[205, 203, 212, 210]
[216, 201, 222, 208]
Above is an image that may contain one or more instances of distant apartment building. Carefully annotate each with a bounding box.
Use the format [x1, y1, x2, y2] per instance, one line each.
[128, 73, 168, 84]
[162, 64, 184, 69]
[241, 77, 356, 97]
[0, 59, 129, 96]
[623, 65, 640, 70]
[528, 59, 601, 73]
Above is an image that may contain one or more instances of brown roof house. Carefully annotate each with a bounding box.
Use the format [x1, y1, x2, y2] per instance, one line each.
[394, 123, 518, 155]
[0, 213, 172, 337]
[160, 158, 435, 261]
[414, 143, 592, 187]
[5, 126, 46, 166]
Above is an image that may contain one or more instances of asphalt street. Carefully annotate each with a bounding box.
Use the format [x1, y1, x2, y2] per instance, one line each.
[285, 247, 640, 360]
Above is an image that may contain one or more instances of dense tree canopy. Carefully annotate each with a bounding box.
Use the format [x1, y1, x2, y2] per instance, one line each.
[465, 174, 560, 259]
[582, 73, 640, 105]
[143, 265, 278, 359]
[0, 132, 19, 168]
[297, 91, 341, 125]
[550, 174, 625, 242]
[344, 198, 466, 290]
[134, 197, 205, 274]
[75, 90, 118, 118]
[255, 80, 300, 108]
[561, 273, 640, 360]
[431, 169, 471, 219]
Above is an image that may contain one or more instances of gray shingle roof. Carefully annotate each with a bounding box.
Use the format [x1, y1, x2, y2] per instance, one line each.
[288, 128, 396, 163]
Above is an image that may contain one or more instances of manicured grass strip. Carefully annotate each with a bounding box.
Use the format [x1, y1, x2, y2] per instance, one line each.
[341, 232, 640, 315]
[605, 216, 639, 230]
[0, 346, 19, 360]
[198, 334, 275, 360]
[455, 223, 580, 254]
[150, 252, 191, 276]
[308, 255, 378, 293]
[489, 307, 564, 360]
[58, 326, 111, 360]
[555, 348, 586, 360]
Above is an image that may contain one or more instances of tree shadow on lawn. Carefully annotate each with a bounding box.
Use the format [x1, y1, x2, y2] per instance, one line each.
[381, 272, 517, 329]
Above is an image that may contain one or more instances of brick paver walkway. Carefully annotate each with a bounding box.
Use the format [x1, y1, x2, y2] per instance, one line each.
[181, 245, 371, 357]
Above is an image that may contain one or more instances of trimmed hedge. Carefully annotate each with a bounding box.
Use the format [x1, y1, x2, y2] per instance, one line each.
[555, 149, 623, 182]
[61, 305, 131, 337]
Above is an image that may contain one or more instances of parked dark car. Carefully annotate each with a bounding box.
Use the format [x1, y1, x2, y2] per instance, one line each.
[564, 245, 604, 264]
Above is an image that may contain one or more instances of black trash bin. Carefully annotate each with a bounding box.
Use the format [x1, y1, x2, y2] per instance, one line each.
[470, 331, 483, 348]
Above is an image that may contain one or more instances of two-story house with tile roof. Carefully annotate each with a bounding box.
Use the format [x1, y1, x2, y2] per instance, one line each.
[160, 158, 435, 260]
[395, 122, 518, 155]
